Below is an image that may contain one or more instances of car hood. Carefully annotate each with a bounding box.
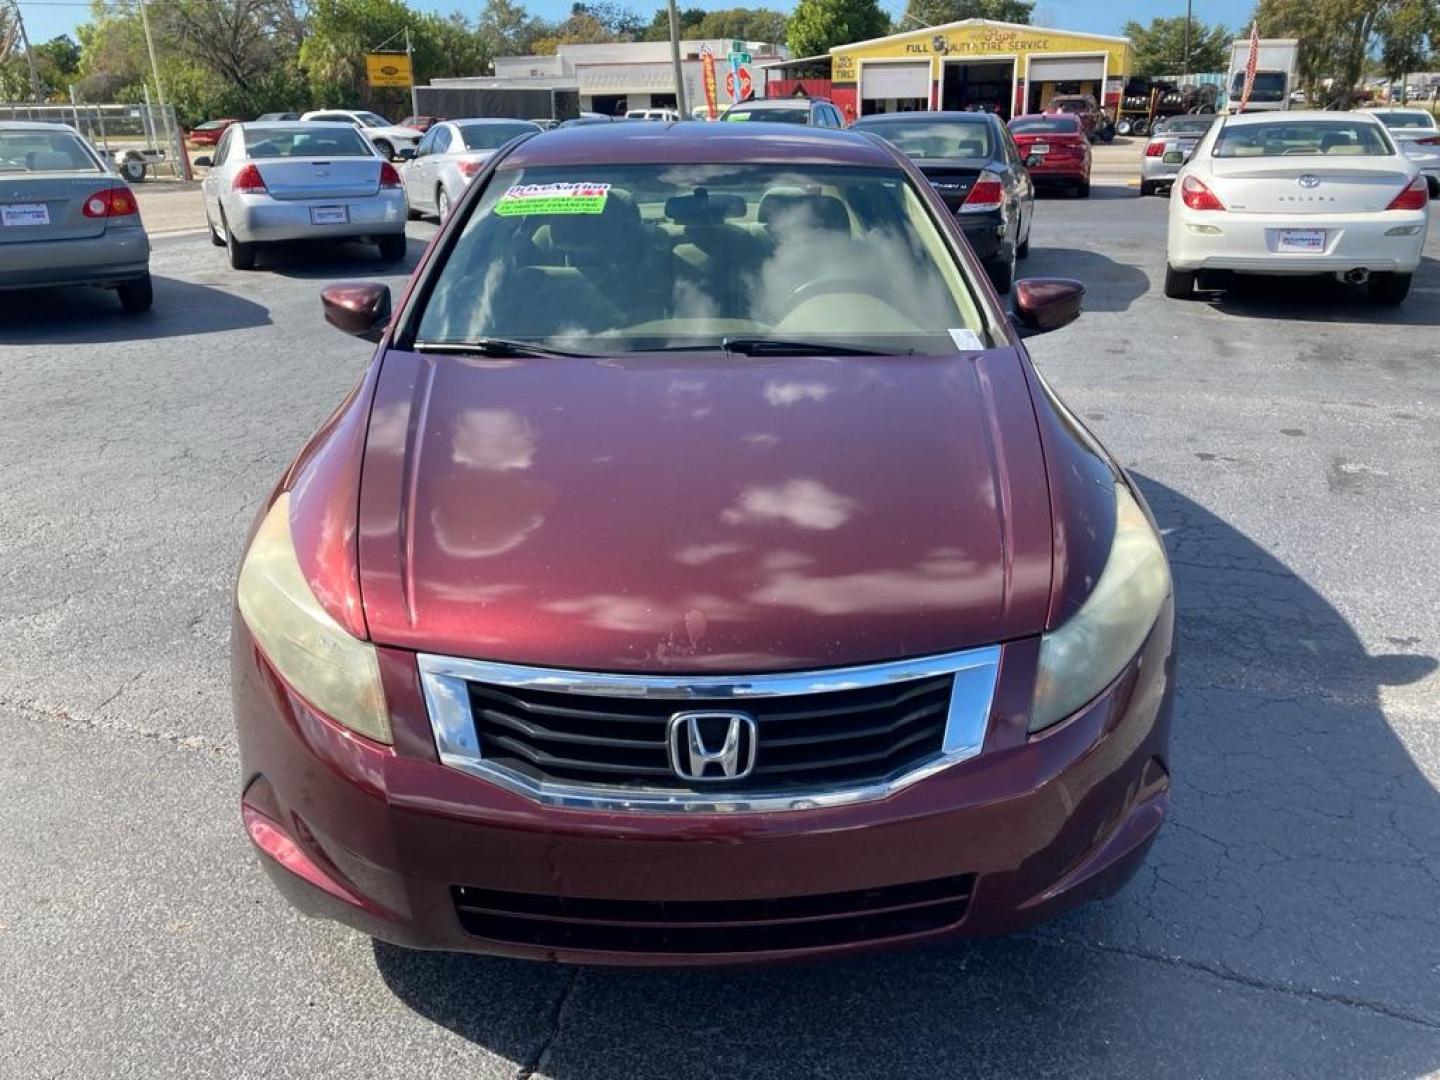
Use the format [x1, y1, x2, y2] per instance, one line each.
[356, 348, 1053, 672]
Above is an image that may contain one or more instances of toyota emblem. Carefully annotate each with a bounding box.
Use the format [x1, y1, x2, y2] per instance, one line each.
[1297, 174, 1321, 189]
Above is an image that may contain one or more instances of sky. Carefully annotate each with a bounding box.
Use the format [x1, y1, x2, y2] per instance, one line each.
[17, 0, 1258, 57]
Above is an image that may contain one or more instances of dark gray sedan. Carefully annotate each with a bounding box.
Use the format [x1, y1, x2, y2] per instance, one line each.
[0, 121, 152, 312]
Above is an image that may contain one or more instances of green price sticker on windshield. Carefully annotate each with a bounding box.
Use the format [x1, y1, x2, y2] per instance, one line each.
[495, 182, 611, 216]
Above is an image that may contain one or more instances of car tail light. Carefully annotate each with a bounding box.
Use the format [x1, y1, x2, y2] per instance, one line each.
[1386, 175, 1428, 211]
[961, 170, 1005, 213]
[1144, 141, 1166, 157]
[456, 159, 485, 178]
[232, 163, 267, 194]
[1181, 175, 1225, 211]
[1415, 135, 1440, 146]
[81, 187, 138, 218]
[379, 162, 403, 188]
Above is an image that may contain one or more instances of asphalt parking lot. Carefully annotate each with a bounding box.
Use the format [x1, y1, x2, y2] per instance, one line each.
[2, 175, 1439, 1079]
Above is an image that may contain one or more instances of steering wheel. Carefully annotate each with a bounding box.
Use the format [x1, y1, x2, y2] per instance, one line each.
[784, 274, 892, 310]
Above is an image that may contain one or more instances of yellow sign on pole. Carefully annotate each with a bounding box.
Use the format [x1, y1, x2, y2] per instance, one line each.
[365, 53, 412, 88]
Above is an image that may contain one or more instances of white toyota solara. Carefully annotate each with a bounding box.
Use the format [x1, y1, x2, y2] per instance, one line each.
[1165, 110, 1431, 305]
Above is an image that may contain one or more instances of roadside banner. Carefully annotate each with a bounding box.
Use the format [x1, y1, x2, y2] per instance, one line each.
[1239, 23, 1259, 112]
[701, 50, 719, 119]
[365, 53, 412, 88]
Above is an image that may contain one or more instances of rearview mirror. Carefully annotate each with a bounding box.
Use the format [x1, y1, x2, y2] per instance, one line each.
[396, 147, 416, 161]
[1012, 278, 1084, 338]
[193, 155, 213, 167]
[321, 282, 392, 343]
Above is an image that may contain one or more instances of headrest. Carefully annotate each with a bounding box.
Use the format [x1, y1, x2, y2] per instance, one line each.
[29, 150, 75, 171]
[757, 192, 849, 233]
[664, 190, 746, 225]
[547, 188, 642, 254]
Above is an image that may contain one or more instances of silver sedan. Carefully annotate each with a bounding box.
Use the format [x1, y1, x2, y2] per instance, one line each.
[0, 121, 152, 312]
[400, 119, 542, 219]
[1139, 115, 1218, 196]
[197, 121, 408, 270]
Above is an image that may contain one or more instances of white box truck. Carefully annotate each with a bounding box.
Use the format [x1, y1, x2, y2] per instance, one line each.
[1225, 38, 1300, 112]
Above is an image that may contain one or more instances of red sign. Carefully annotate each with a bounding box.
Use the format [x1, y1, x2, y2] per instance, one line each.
[702, 52, 718, 119]
[724, 66, 753, 102]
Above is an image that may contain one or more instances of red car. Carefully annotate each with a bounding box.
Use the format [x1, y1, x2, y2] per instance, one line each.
[1010, 113, 1093, 196]
[232, 123, 1175, 965]
[399, 115, 442, 133]
[188, 118, 240, 146]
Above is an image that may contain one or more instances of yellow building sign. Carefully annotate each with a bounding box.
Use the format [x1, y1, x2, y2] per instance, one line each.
[365, 53, 412, 88]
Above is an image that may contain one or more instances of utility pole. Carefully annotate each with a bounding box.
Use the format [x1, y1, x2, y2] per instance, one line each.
[405, 27, 419, 119]
[667, 0, 688, 116]
[10, 0, 44, 102]
[1183, 0, 1192, 72]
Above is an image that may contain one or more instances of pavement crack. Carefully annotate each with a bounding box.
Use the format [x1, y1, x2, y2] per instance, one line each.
[1, 695, 237, 761]
[516, 967, 583, 1080]
[1031, 932, 1440, 1031]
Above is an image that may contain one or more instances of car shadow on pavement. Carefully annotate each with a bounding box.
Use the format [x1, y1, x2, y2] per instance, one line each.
[253, 235, 431, 280]
[1020, 246, 1150, 312]
[1203, 256, 1440, 327]
[372, 474, 1440, 1079]
[0, 276, 270, 344]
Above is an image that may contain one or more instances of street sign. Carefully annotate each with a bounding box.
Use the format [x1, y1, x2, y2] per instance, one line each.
[724, 66, 754, 101]
[728, 52, 751, 65]
[365, 53, 412, 88]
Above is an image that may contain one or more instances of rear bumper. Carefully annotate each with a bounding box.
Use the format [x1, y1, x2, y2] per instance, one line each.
[1140, 158, 1183, 183]
[226, 191, 407, 244]
[1028, 160, 1089, 183]
[1167, 207, 1429, 273]
[0, 228, 149, 290]
[956, 210, 1005, 261]
[232, 596, 1176, 966]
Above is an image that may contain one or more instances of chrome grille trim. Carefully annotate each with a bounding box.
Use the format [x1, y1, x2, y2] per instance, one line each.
[417, 646, 1001, 813]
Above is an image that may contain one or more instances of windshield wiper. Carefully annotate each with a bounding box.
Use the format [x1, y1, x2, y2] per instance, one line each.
[413, 338, 588, 359]
[720, 337, 896, 357]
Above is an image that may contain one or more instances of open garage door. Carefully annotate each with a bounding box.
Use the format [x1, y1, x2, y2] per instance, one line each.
[860, 61, 930, 115]
[1027, 55, 1105, 112]
[940, 60, 1015, 119]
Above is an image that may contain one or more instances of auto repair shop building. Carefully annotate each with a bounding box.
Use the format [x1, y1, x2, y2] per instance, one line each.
[828, 19, 1132, 121]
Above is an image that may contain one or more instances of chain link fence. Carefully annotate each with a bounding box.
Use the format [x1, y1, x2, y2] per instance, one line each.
[0, 100, 190, 182]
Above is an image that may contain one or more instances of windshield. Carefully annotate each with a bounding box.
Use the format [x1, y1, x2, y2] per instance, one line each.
[854, 119, 993, 159]
[0, 129, 101, 174]
[1048, 99, 1091, 113]
[356, 112, 390, 128]
[194, 120, 228, 131]
[1156, 117, 1215, 135]
[1214, 119, 1394, 157]
[459, 122, 540, 150]
[1230, 71, 1287, 103]
[726, 107, 808, 124]
[1373, 111, 1437, 130]
[1009, 116, 1079, 134]
[415, 163, 986, 355]
[243, 127, 374, 158]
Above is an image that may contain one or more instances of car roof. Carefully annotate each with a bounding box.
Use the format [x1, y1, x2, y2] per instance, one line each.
[240, 120, 356, 130]
[503, 121, 898, 168]
[1222, 109, 1383, 126]
[1362, 106, 1433, 115]
[448, 117, 542, 125]
[854, 111, 992, 124]
[0, 120, 80, 132]
[1009, 112, 1080, 122]
[727, 99, 821, 109]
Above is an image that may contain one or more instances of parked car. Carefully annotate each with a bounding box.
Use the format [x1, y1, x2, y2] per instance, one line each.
[255, 112, 301, 122]
[720, 97, 847, 127]
[400, 118, 542, 219]
[623, 108, 680, 122]
[1138, 114, 1218, 196]
[1165, 111, 1430, 304]
[528, 117, 561, 130]
[399, 115, 442, 133]
[195, 121, 408, 270]
[188, 118, 240, 147]
[233, 121, 1175, 965]
[298, 109, 422, 160]
[1044, 94, 1102, 141]
[0, 121, 152, 312]
[853, 110, 1034, 291]
[1008, 113, 1092, 196]
[1362, 107, 1440, 195]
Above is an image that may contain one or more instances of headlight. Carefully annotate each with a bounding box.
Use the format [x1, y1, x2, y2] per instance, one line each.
[237, 493, 391, 743]
[1030, 483, 1170, 733]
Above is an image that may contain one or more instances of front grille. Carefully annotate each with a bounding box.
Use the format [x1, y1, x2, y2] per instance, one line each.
[452, 875, 975, 954]
[466, 675, 953, 793]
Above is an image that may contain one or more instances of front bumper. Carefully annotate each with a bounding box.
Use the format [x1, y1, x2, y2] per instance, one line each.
[0, 228, 150, 290]
[232, 597, 1176, 966]
[225, 191, 407, 244]
[1167, 207, 1430, 274]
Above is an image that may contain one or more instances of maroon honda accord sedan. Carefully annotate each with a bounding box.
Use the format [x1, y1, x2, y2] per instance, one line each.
[232, 122, 1175, 965]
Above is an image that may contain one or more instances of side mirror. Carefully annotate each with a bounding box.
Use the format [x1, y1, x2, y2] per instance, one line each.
[322, 282, 392, 343]
[1428, 175, 1439, 199]
[396, 147, 416, 161]
[193, 155, 213, 167]
[1012, 277, 1084, 337]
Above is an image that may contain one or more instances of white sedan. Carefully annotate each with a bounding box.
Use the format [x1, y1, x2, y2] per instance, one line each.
[400, 118, 541, 219]
[1165, 110, 1430, 305]
[197, 121, 408, 270]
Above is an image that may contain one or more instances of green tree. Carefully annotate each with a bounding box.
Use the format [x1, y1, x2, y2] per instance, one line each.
[1377, 0, 1436, 91]
[639, 6, 705, 41]
[1122, 15, 1230, 75]
[34, 35, 83, 80]
[694, 8, 789, 42]
[479, 0, 549, 54]
[786, 0, 890, 57]
[899, 0, 1032, 30]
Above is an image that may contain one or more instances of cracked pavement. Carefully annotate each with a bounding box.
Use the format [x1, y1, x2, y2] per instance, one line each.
[1, 186, 1438, 1078]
